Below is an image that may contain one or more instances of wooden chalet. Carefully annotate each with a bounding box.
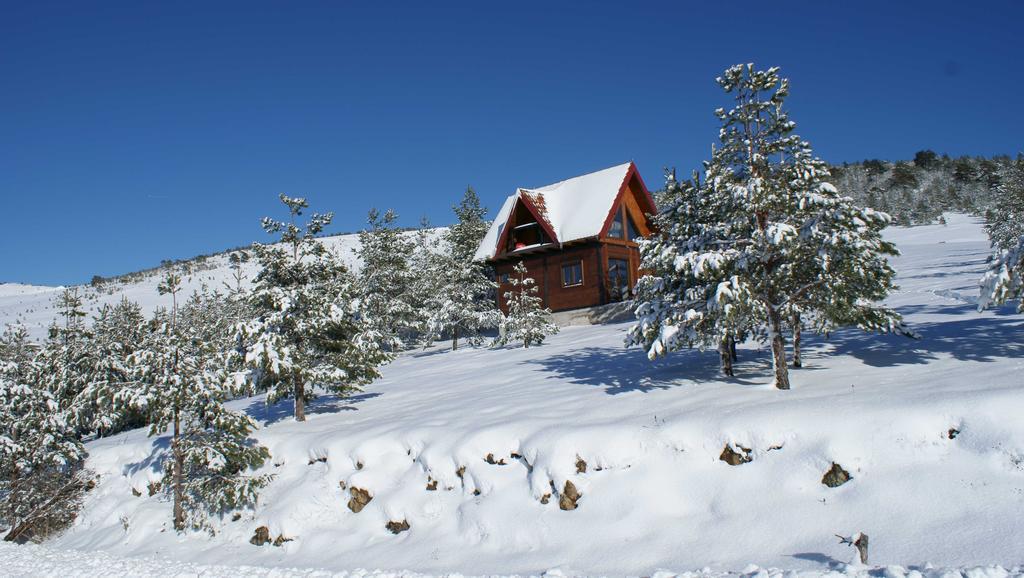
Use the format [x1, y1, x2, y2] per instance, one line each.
[474, 161, 656, 313]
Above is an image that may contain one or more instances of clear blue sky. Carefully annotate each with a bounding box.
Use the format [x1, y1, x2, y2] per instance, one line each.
[2, 0, 1021, 285]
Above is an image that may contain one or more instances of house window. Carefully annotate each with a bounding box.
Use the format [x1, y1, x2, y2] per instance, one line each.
[561, 261, 583, 287]
[609, 209, 624, 238]
[626, 212, 639, 241]
[608, 258, 630, 301]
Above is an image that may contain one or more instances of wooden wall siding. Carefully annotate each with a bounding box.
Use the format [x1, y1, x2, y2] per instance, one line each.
[494, 241, 642, 314]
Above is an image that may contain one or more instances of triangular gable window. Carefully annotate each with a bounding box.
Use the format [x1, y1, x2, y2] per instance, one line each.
[609, 209, 624, 238]
[626, 211, 639, 241]
[608, 206, 641, 241]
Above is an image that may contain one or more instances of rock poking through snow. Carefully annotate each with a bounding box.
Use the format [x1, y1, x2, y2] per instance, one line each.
[822, 463, 852, 487]
[347, 487, 373, 513]
[249, 526, 271, 546]
[559, 481, 581, 511]
[386, 520, 410, 534]
[720, 444, 753, 466]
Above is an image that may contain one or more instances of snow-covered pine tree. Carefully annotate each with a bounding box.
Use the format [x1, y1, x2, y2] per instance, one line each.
[73, 298, 149, 435]
[628, 169, 756, 377]
[980, 159, 1024, 312]
[424, 188, 500, 350]
[779, 145, 905, 367]
[356, 208, 422, 351]
[223, 251, 251, 296]
[127, 271, 270, 531]
[980, 237, 1024, 312]
[497, 262, 558, 348]
[629, 64, 903, 389]
[406, 216, 443, 345]
[36, 288, 98, 435]
[0, 324, 90, 543]
[447, 187, 491, 262]
[238, 195, 391, 422]
[986, 159, 1024, 251]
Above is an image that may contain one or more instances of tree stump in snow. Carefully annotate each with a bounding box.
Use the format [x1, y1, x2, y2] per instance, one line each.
[837, 532, 869, 564]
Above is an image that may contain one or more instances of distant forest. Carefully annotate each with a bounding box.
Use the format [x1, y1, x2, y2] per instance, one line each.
[829, 151, 1020, 225]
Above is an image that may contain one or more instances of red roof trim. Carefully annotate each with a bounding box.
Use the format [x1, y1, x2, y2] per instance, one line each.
[598, 162, 655, 238]
[491, 192, 560, 260]
[516, 191, 560, 244]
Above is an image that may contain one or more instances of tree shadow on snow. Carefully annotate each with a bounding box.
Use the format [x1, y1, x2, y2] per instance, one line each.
[243, 392, 382, 425]
[409, 347, 455, 359]
[528, 346, 760, 395]
[790, 552, 846, 568]
[807, 303, 1023, 367]
[122, 436, 171, 477]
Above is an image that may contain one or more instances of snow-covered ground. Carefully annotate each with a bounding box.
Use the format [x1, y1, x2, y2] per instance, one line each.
[0, 542, 1019, 578]
[3, 214, 1023, 576]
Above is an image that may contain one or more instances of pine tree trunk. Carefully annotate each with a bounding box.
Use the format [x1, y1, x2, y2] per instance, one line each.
[729, 335, 738, 362]
[3, 467, 22, 541]
[719, 335, 734, 377]
[452, 327, 458, 351]
[294, 378, 306, 422]
[791, 310, 802, 368]
[172, 409, 184, 531]
[768, 308, 790, 390]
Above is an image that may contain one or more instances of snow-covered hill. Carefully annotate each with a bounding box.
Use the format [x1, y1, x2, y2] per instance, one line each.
[0, 230, 436, 341]
[4, 214, 1024, 576]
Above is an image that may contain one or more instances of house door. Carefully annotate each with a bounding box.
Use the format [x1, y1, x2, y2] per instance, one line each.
[607, 257, 630, 302]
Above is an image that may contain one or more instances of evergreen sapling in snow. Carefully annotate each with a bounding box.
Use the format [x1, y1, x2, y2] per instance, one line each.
[497, 262, 558, 348]
[238, 195, 391, 422]
[35, 288, 100, 436]
[0, 324, 91, 543]
[355, 208, 422, 351]
[127, 270, 270, 531]
[75, 298, 149, 435]
[424, 187, 501, 350]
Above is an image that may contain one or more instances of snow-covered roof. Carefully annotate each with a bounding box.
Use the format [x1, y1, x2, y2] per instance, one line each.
[473, 195, 517, 262]
[474, 161, 637, 261]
